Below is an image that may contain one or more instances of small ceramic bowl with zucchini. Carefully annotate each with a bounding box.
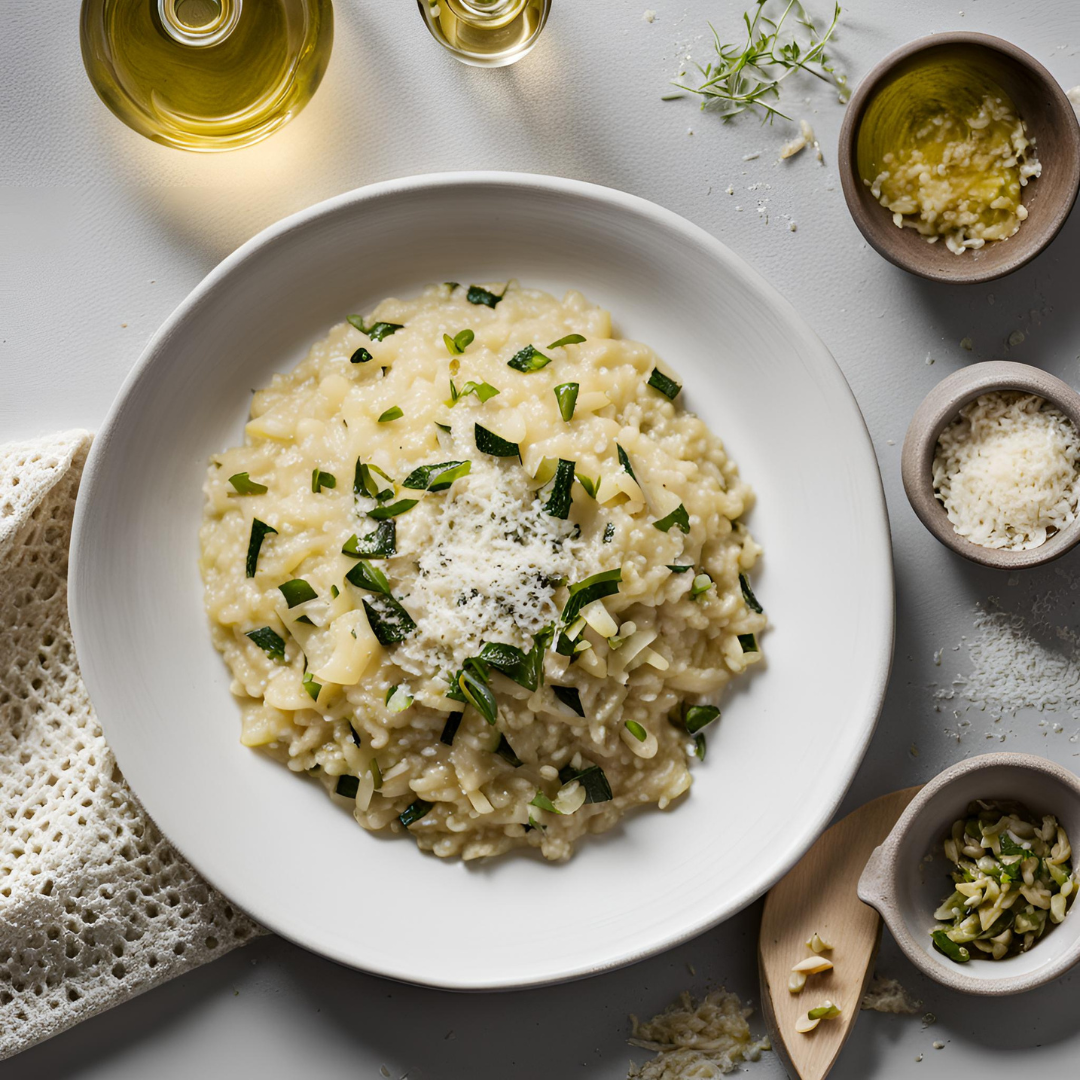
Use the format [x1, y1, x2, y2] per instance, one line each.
[859, 753, 1080, 995]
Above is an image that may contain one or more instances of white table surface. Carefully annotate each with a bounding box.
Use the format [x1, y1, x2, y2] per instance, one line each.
[6, 0, 1080, 1075]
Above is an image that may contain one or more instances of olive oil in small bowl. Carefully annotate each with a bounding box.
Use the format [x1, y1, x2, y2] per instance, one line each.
[418, 0, 550, 67]
[81, 0, 334, 152]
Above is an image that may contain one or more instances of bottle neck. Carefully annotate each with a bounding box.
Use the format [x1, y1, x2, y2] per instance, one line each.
[158, 0, 242, 47]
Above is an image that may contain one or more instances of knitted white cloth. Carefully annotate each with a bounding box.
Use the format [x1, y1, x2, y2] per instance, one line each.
[0, 431, 263, 1060]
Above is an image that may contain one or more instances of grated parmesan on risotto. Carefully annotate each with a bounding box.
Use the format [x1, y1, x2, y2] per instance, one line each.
[932, 391, 1080, 551]
[200, 282, 766, 861]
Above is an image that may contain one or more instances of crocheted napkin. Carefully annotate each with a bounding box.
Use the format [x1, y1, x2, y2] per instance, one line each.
[0, 431, 263, 1060]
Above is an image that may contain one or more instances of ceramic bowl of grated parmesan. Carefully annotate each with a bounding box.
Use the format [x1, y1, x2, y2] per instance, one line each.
[902, 361, 1080, 570]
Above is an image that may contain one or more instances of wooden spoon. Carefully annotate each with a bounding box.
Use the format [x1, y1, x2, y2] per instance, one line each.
[758, 786, 922, 1080]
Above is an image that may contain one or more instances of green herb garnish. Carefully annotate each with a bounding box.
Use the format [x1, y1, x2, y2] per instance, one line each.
[350, 347, 373, 364]
[449, 379, 500, 405]
[647, 368, 682, 400]
[378, 406, 404, 423]
[740, 572, 763, 613]
[342, 520, 396, 559]
[385, 685, 413, 712]
[474, 423, 520, 459]
[494, 734, 522, 768]
[625, 719, 648, 742]
[229, 472, 267, 495]
[479, 626, 552, 692]
[466, 284, 506, 308]
[684, 704, 721, 733]
[335, 775, 360, 799]
[353, 461, 394, 501]
[667, 564, 693, 573]
[399, 799, 433, 827]
[279, 578, 318, 608]
[440, 711, 463, 746]
[302, 671, 322, 701]
[530, 791, 560, 813]
[558, 763, 613, 804]
[443, 329, 475, 355]
[552, 685, 585, 717]
[245, 519, 277, 577]
[345, 559, 391, 595]
[603, 523, 615, 543]
[362, 595, 416, 645]
[562, 567, 622, 625]
[507, 344, 552, 373]
[738, 633, 759, 653]
[653, 504, 691, 533]
[458, 667, 498, 725]
[368, 499, 418, 520]
[675, 0, 847, 122]
[403, 461, 471, 492]
[554, 382, 579, 422]
[548, 334, 586, 348]
[348, 315, 404, 341]
[694, 733, 707, 760]
[691, 573, 716, 600]
[931, 930, 970, 963]
[311, 469, 336, 493]
[544, 459, 576, 519]
[434, 422, 452, 434]
[246, 626, 286, 662]
[617, 444, 637, 481]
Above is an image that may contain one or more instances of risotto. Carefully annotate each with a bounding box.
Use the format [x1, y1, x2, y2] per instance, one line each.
[199, 282, 766, 861]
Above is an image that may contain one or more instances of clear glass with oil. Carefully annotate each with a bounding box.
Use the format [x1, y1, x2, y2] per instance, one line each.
[418, 0, 549, 67]
[80, 0, 334, 152]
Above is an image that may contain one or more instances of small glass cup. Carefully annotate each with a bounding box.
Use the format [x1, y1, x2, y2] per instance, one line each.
[418, 0, 550, 68]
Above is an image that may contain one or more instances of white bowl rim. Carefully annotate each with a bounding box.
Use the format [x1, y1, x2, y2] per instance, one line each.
[69, 171, 895, 989]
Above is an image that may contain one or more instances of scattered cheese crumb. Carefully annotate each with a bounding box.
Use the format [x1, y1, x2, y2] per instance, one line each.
[860, 975, 922, 1014]
[742, 151, 761, 161]
[1008, 329, 1026, 347]
[933, 1041, 945, 1050]
[643, 9, 656, 22]
[960, 336, 973, 351]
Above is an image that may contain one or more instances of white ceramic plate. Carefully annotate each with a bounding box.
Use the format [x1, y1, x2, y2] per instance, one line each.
[70, 173, 893, 990]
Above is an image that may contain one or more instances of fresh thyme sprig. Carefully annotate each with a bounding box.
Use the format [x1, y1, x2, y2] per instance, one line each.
[673, 0, 848, 123]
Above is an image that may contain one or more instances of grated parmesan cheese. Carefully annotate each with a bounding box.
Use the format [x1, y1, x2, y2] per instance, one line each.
[628, 989, 770, 1078]
[860, 974, 922, 1015]
[932, 391, 1080, 551]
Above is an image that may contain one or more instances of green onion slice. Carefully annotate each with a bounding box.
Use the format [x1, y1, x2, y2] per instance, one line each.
[494, 734, 522, 768]
[353, 461, 395, 501]
[653, 504, 690, 533]
[348, 315, 404, 341]
[342, 520, 396, 559]
[553, 382, 579, 422]
[443, 329, 475, 355]
[577, 474, 601, 500]
[246, 626, 285, 662]
[625, 719, 647, 742]
[350, 347, 373, 364]
[647, 367, 682, 400]
[508, 344, 552, 373]
[530, 791, 560, 813]
[311, 469, 336, 493]
[474, 423, 520, 459]
[739, 573, 763, 613]
[544, 459, 575, 519]
[738, 633, 759, 654]
[403, 460, 472, 492]
[617, 444, 637, 481]
[562, 567, 622, 625]
[558, 763, 613, 804]
[691, 573, 715, 600]
[399, 799, 433, 827]
[245, 518, 277, 578]
[345, 559, 391, 595]
[384, 685, 413, 712]
[552, 685, 585, 717]
[684, 705, 720, 734]
[367, 499, 418, 520]
[335, 775, 360, 799]
[378, 406, 404, 423]
[279, 578, 318, 608]
[548, 334, 586, 348]
[361, 595, 416, 645]
[440, 711, 463, 746]
[229, 472, 267, 495]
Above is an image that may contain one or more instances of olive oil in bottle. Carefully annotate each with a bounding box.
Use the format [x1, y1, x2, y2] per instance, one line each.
[418, 0, 549, 67]
[80, 0, 334, 152]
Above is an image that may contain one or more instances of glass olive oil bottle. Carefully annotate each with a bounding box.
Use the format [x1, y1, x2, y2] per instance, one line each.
[418, 0, 549, 67]
[81, 0, 333, 152]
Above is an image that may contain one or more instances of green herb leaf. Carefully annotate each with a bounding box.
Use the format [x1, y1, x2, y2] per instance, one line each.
[548, 334, 586, 348]
[466, 284, 506, 308]
[625, 719, 648, 742]
[440, 711, 463, 746]
[399, 799, 433, 828]
[348, 315, 404, 341]
[558, 763, 613, 804]
[302, 671, 322, 701]
[342, 520, 396, 559]
[507, 344, 552, 373]
[684, 704, 721, 734]
[617, 444, 637, 482]
[245, 519, 277, 577]
[345, 559, 391, 595]
[562, 567, 623, 625]
[738, 633, 759, 654]
[443, 328, 475, 355]
[368, 499, 419, 520]
[647, 368, 682, 400]
[494, 734, 522, 768]
[353, 461, 395, 501]
[378, 406, 404, 423]
[350, 347, 373, 364]
[246, 626, 286, 662]
[434, 421, 452, 434]
[459, 668, 498, 725]
[932, 930, 971, 963]
[474, 423, 520, 459]
[603, 522, 615, 543]
[448, 379, 500, 406]
[576, 474, 601, 500]
[335, 774, 360, 799]
[279, 578, 318, 608]
[311, 469, 336, 493]
[694, 732, 707, 760]
[653, 504, 691, 533]
[544, 459, 576, 519]
[403, 460, 471, 492]
[229, 472, 267, 495]
[739, 573, 763, 613]
[479, 627, 552, 692]
[552, 685, 585, 717]
[530, 791, 560, 814]
[667, 564, 693, 573]
[362, 595, 416, 645]
[553, 382, 579, 422]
